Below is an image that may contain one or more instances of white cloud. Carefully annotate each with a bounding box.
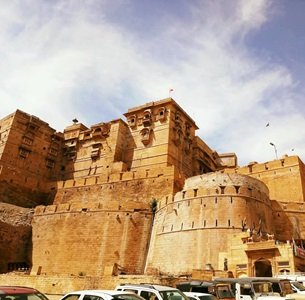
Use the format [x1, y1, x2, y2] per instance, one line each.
[0, 0, 304, 166]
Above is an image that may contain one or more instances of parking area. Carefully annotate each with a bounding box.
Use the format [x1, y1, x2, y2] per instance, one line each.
[46, 294, 63, 300]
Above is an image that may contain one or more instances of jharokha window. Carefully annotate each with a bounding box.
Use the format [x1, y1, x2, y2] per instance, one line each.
[19, 147, 30, 159]
[22, 136, 33, 146]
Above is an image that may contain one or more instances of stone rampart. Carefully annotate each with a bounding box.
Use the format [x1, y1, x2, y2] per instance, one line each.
[0, 203, 34, 273]
[31, 204, 153, 277]
[145, 172, 273, 276]
[50, 166, 177, 206]
[226, 156, 305, 203]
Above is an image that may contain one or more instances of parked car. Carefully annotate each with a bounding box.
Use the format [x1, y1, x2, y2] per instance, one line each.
[60, 290, 146, 300]
[213, 278, 287, 300]
[258, 277, 305, 300]
[115, 284, 189, 300]
[175, 280, 234, 300]
[176, 281, 214, 294]
[290, 281, 305, 294]
[184, 292, 217, 300]
[275, 275, 305, 287]
[0, 286, 49, 300]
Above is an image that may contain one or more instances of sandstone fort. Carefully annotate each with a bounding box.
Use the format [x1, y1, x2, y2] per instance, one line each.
[0, 98, 305, 292]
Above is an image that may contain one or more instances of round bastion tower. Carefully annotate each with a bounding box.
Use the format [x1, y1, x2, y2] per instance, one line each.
[145, 172, 274, 276]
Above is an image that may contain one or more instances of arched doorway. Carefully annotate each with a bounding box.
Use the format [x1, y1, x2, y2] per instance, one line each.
[254, 258, 272, 277]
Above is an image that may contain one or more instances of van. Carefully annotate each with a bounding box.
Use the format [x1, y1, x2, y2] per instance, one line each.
[176, 280, 234, 300]
[213, 278, 288, 300]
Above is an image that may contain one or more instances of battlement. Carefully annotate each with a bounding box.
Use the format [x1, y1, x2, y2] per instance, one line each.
[271, 200, 305, 213]
[47, 165, 176, 190]
[34, 202, 152, 216]
[157, 172, 270, 209]
[228, 155, 301, 175]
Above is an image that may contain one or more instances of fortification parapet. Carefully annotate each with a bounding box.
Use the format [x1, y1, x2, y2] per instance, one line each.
[34, 200, 152, 215]
[48, 166, 175, 190]
[235, 156, 301, 175]
[271, 200, 305, 213]
[183, 172, 269, 194]
[157, 173, 270, 213]
[230, 156, 305, 204]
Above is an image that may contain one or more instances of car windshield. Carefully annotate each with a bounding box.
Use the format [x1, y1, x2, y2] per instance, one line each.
[197, 295, 217, 300]
[252, 282, 272, 294]
[293, 282, 305, 291]
[159, 291, 189, 300]
[216, 285, 233, 299]
[281, 281, 294, 294]
[0, 293, 49, 300]
[113, 294, 145, 300]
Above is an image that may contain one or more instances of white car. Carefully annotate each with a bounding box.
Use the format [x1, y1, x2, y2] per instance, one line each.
[115, 284, 189, 300]
[60, 290, 146, 300]
[184, 292, 217, 300]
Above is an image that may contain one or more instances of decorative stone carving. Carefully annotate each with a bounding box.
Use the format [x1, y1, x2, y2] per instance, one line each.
[175, 110, 182, 126]
[185, 122, 191, 136]
[140, 127, 152, 145]
[92, 123, 110, 138]
[91, 142, 102, 159]
[143, 109, 152, 126]
[184, 136, 192, 154]
[157, 107, 166, 121]
[127, 114, 137, 128]
[173, 128, 183, 146]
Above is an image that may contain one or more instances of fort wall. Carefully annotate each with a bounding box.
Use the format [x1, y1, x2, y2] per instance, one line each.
[145, 173, 274, 275]
[31, 204, 153, 276]
[226, 156, 305, 240]
[30, 166, 180, 277]
[0, 203, 33, 273]
[227, 156, 305, 203]
[271, 200, 305, 240]
[49, 165, 178, 205]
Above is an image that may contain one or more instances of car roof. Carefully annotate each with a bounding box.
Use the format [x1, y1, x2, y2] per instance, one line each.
[214, 278, 272, 284]
[65, 290, 137, 296]
[177, 281, 214, 287]
[184, 292, 213, 296]
[0, 286, 39, 294]
[117, 284, 178, 291]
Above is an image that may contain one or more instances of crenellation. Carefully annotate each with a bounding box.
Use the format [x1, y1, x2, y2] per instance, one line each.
[34, 203, 151, 217]
[184, 189, 195, 199]
[224, 185, 236, 195]
[196, 186, 209, 197]
[74, 177, 86, 186]
[44, 205, 57, 213]
[34, 205, 46, 214]
[56, 203, 71, 212]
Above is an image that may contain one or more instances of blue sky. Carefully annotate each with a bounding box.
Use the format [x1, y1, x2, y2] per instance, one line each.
[1, 0, 305, 167]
